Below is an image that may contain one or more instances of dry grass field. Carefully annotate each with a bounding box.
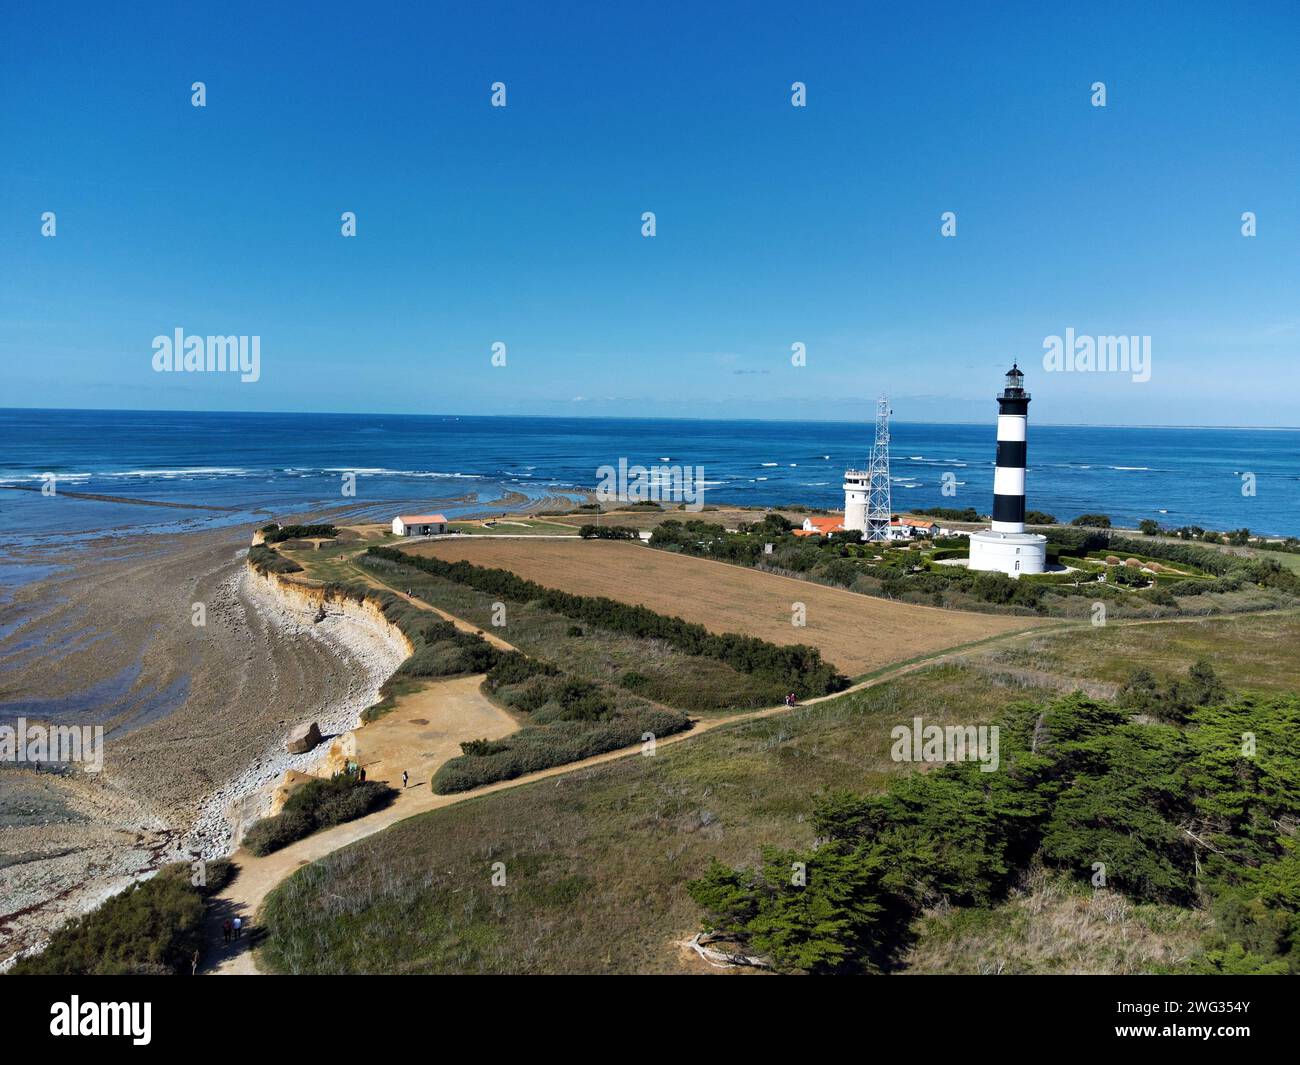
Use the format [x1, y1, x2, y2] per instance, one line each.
[401, 538, 1052, 677]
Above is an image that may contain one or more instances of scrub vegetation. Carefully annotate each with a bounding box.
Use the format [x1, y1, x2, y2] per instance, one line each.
[10, 861, 234, 976]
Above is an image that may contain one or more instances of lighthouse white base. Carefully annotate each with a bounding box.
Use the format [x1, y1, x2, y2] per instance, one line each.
[967, 531, 1047, 579]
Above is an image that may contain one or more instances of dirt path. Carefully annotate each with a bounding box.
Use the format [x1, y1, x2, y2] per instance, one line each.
[203, 669, 895, 974]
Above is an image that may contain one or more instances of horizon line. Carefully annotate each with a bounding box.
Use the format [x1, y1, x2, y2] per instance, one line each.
[1, 405, 1298, 433]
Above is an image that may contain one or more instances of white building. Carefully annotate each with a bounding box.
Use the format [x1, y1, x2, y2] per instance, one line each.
[843, 471, 869, 533]
[392, 513, 448, 536]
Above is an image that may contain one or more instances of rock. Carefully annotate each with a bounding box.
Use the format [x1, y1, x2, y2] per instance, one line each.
[285, 721, 323, 754]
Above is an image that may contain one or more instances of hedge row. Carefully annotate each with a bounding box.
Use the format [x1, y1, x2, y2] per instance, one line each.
[578, 524, 641, 540]
[431, 705, 690, 793]
[261, 523, 339, 543]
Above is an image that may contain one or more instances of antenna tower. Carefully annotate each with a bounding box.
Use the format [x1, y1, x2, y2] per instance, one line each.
[864, 396, 892, 542]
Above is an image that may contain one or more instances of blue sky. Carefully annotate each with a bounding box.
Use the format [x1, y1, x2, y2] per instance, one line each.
[2, 0, 1297, 425]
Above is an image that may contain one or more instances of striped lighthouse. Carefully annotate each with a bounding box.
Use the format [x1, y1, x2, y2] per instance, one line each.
[992, 363, 1029, 533]
[968, 362, 1047, 577]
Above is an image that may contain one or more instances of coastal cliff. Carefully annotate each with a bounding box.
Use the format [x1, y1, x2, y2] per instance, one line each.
[183, 558, 411, 859]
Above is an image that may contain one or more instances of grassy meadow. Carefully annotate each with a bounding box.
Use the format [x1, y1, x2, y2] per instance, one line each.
[256, 609, 1300, 974]
[258, 662, 1037, 974]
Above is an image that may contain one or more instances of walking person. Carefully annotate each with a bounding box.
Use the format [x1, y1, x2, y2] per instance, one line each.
[233, 915, 243, 940]
[359, 766, 366, 782]
[222, 918, 232, 944]
[402, 770, 409, 789]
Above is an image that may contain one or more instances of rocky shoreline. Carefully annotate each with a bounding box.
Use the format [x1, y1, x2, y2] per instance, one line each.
[183, 566, 409, 860]
[0, 528, 409, 964]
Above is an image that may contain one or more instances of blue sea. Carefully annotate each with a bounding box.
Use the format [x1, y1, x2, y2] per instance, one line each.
[1, 409, 1297, 551]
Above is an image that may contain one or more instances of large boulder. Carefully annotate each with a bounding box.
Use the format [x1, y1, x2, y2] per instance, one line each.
[285, 721, 323, 754]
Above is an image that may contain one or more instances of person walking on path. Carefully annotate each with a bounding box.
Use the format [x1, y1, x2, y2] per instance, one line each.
[402, 770, 409, 789]
[233, 915, 243, 940]
[222, 919, 232, 944]
[359, 766, 366, 782]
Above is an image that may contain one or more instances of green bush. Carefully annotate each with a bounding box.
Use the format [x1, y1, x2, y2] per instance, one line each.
[10, 860, 233, 975]
[818, 558, 863, 587]
[1119, 660, 1224, 723]
[262, 523, 339, 543]
[244, 808, 316, 856]
[248, 543, 303, 574]
[397, 620, 502, 678]
[460, 738, 510, 757]
[432, 706, 690, 793]
[244, 777, 396, 856]
[484, 651, 559, 690]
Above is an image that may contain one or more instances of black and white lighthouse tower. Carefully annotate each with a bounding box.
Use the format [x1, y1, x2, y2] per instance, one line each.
[968, 363, 1048, 577]
[992, 363, 1029, 533]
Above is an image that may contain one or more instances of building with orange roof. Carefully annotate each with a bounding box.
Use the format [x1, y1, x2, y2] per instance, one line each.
[392, 513, 448, 536]
[796, 515, 847, 537]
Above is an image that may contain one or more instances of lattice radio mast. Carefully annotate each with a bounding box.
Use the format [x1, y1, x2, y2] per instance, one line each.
[864, 396, 892, 542]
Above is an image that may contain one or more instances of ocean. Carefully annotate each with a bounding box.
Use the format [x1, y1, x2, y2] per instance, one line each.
[1, 409, 1297, 550]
